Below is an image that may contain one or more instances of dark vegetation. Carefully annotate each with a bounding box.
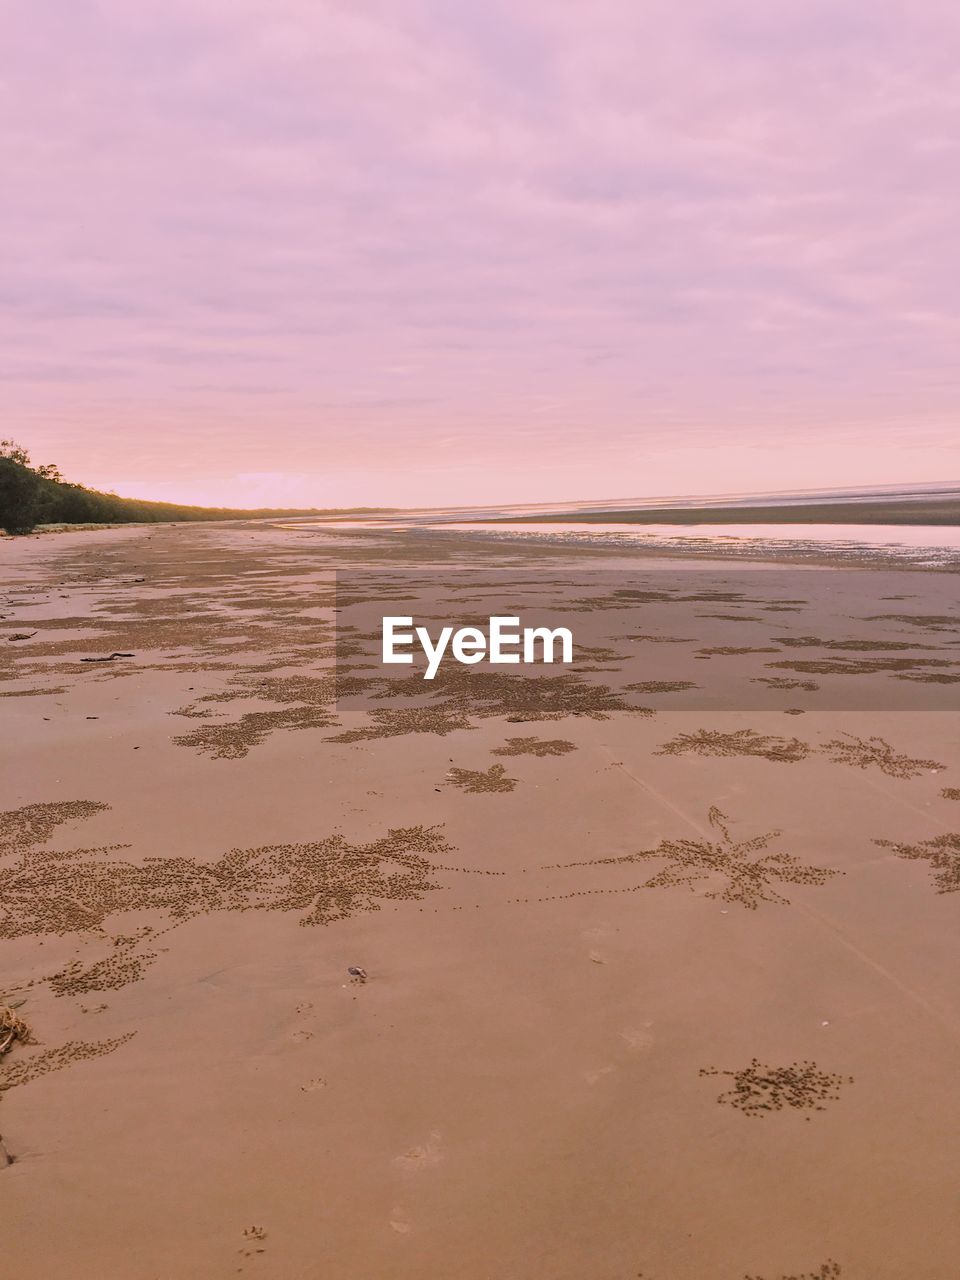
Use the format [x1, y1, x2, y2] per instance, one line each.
[0, 440, 383, 535]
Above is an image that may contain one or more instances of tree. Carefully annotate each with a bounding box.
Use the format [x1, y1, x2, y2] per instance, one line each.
[0, 438, 32, 466]
[1, 437, 352, 530]
[0, 454, 42, 534]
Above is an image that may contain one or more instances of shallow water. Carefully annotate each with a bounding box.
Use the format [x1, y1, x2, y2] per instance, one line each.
[439, 520, 960, 548]
[287, 517, 960, 568]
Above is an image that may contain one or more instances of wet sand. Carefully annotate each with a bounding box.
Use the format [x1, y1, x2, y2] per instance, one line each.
[2, 520, 959, 1279]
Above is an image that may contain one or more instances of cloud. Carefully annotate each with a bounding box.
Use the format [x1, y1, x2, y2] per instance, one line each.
[2, 0, 958, 503]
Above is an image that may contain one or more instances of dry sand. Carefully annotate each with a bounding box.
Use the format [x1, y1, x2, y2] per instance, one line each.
[1, 520, 959, 1279]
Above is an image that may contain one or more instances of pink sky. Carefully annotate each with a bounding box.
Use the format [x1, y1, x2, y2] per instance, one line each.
[3, 1, 959, 508]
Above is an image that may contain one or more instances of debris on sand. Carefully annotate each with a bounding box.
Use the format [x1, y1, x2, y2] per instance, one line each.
[0, 1006, 31, 1058]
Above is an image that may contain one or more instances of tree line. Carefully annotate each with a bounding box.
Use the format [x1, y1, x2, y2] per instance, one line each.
[0, 440, 373, 534]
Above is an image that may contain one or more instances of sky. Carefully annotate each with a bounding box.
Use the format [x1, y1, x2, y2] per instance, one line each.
[3, 0, 959, 509]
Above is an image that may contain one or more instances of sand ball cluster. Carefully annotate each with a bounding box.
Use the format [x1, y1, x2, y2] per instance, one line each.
[701, 1059, 853, 1118]
[446, 764, 517, 794]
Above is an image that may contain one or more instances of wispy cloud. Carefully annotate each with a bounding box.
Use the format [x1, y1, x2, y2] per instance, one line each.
[3, 1, 958, 504]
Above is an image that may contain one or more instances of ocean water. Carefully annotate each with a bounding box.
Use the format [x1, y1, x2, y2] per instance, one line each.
[439, 521, 960, 561]
[288, 517, 960, 569]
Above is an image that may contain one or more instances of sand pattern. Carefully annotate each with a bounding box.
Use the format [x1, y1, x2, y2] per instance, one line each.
[779, 635, 935, 652]
[492, 736, 577, 757]
[173, 703, 339, 758]
[329, 706, 473, 742]
[363, 665, 641, 720]
[1, 800, 453, 953]
[698, 646, 781, 656]
[861, 613, 959, 632]
[658, 728, 946, 779]
[745, 1264, 841, 1280]
[0, 798, 111, 857]
[821, 733, 943, 779]
[657, 729, 810, 764]
[0, 1034, 135, 1095]
[0, 685, 69, 698]
[767, 656, 955, 677]
[623, 680, 698, 693]
[171, 673, 341, 758]
[701, 1059, 853, 1118]
[875, 832, 960, 893]
[752, 676, 820, 691]
[446, 764, 517, 794]
[549, 808, 838, 910]
[325, 664, 654, 746]
[50, 951, 161, 997]
[640, 1263, 843, 1280]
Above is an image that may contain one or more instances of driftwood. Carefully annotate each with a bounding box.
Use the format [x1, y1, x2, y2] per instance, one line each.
[0, 1005, 30, 1168]
[0, 1006, 30, 1059]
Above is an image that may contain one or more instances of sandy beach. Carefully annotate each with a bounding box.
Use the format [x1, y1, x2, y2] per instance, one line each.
[2, 519, 959, 1280]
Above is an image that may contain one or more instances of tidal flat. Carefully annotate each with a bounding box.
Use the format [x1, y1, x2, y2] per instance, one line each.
[1, 518, 958, 1280]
